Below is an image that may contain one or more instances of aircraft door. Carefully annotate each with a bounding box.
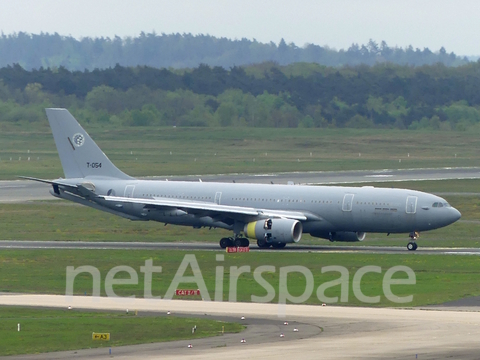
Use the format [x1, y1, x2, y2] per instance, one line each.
[124, 185, 135, 198]
[406, 196, 417, 214]
[342, 194, 354, 212]
[215, 192, 222, 205]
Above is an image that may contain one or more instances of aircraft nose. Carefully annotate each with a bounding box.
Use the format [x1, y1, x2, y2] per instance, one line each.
[450, 207, 461, 223]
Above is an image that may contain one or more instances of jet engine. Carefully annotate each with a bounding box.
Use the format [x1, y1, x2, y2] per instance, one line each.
[244, 218, 303, 243]
[329, 231, 366, 242]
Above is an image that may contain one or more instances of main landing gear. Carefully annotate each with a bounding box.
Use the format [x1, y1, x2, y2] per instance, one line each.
[219, 236, 286, 250]
[256, 239, 286, 249]
[407, 232, 419, 251]
[219, 237, 249, 249]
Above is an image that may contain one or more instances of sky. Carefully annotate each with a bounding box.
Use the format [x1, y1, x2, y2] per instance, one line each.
[1, 0, 479, 55]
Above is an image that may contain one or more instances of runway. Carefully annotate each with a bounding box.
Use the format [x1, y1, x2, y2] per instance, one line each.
[0, 180, 52, 203]
[1, 240, 480, 255]
[1, 294, 480, 359]
[1, 166, 480, 203]
[159, 166, 480, 185]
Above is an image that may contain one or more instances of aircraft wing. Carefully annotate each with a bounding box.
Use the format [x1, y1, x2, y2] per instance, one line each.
[101, 195, 313, 221]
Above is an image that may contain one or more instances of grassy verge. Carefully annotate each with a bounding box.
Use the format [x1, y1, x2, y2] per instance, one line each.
[1, 249, 479, 308]
[1, 126, 479, 180]
[0, 306, 243, 356]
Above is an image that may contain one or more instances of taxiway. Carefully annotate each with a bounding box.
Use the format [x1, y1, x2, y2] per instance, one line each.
[1, 294, 479, 360]
[1, 240, 480, 255]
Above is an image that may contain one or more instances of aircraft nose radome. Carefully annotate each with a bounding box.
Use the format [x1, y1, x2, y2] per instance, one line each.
[451, 207, 461, 222]
[442, 206, 462, 226]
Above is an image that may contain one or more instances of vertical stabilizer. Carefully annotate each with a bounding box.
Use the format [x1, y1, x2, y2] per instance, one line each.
[45, 108, 132, 179]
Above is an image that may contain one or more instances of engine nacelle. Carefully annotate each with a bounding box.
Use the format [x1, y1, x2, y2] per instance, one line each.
[244, 218, 303, 243]
[329, 231, 366, 242]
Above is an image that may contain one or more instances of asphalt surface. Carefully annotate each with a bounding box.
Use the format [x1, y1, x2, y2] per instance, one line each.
[0, 180, 52, 203]
[2, 166, 480, 203]
[1, 240, 480, 255]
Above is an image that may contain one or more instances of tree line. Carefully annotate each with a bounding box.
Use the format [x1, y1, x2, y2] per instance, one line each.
[0, 32, 470, 71]
[1, 61, 480, 131]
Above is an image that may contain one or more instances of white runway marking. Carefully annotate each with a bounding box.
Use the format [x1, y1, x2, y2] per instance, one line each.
[364, 175, 393, 177]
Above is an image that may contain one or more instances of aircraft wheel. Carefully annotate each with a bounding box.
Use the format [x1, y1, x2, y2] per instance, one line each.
[272, 242, 286, 249]
[219, 238, 229, 249]
[257, 239, 270, 248]
[413, 243, 418, 250]
[234, 238, 244, 247]
[407, 242, 417, 251]
[241, 238, 250, 247]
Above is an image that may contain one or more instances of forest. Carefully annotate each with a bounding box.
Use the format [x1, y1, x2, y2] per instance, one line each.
[0, 32, 470, 70]
[1, 61, 480, 131]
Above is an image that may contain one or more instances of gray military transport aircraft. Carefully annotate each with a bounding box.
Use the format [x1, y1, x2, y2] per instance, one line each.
[23, 108, 461, 251]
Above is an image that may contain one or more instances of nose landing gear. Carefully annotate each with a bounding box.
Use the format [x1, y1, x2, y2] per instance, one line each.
[407, 232, 419, 251]
[407, 242, 417, 251]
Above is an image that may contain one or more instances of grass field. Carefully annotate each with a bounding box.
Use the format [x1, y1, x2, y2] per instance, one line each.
[1, 249, 479, 308]
[1, 124, 480, 180]
[0, 306, 243, 356]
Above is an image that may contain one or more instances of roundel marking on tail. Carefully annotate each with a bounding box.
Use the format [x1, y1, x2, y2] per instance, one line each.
[72, 133, 85, 147]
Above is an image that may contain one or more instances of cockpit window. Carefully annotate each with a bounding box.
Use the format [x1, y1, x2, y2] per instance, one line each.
[433, 202, 450, 208]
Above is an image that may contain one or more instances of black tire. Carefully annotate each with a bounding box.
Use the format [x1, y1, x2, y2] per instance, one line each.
[227, 237, 235, 247]
[413, 243, 418, 250]
[407, 242, 416, 251]
[272, 242, 286, 249]
[219, 238, 229, 249]
[241, 238, 250, 247]
[257, 239, 269, 248]
[234, 238, 243, 247]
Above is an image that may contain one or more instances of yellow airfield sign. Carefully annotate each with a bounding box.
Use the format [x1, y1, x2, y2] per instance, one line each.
[92, 332, 110, 341]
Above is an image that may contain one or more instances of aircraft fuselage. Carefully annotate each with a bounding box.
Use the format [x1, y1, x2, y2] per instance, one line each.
[52, 178, 461, 240]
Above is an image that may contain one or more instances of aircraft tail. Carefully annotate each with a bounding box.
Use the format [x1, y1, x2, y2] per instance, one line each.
[45, 108, 132, 179]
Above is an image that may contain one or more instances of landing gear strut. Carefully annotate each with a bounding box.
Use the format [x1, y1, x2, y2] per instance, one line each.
[407, 232, 419, 251]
